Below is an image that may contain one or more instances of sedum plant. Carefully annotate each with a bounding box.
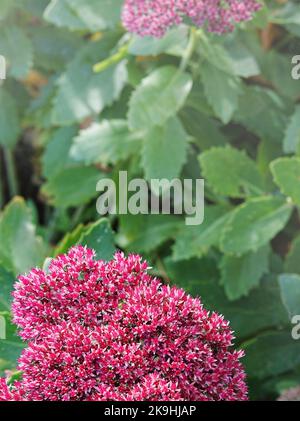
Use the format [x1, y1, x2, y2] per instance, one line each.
[1, 246, 247, 401]
[0, 0, 300, 401]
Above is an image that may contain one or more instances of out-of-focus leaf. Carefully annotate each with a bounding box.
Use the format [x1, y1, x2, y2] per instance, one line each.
[199, 145, 264, 198]
[128, 66, 192, 131]
[0, 198, 46, 276]
[279, 274, 300, 318]
[221, 197, 293, 256]
[70, 120, 142, 165]
[220, 246, 270, 300]
[271, 157, 300, 206]
[142, 117, 189, 183]
[79, 218, 115, 261]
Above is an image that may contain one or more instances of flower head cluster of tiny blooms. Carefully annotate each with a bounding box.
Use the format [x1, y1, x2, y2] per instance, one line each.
[122, 0, 261, 37]
[0, 246, 247, 400]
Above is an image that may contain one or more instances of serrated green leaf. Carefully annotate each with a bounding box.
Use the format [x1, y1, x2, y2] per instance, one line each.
[279, 274, 300, 318]
[220, 245, 270, 301]
[52, 36, 127, 125]
[142, 117, 188, 182]
[234, 85, 290, 144]
[283, 106, 300, 154]
[223, 36, 260, 78]
[45, 0, 123, 31]
[221, 197, 293, 256]
[172, 206, 232, 261]
[42, 126, 78, 179]
[271, 157, 300, 206]
[200, 60, 242, 124]
[129, 26, 188, 56]
[0, 89, 20, 149]
[42, 167, 102, 208]
[180, 108, 226, 150]
[70, 120, 142, 166]
[244, 331, 300, 379]
[199, 145, 264, 198]
[118, 214, 183, 253]
[128, 66, 192, 131]
[0, 198, 46, 276]
[30, 26, 83, 72]
[285, 235, 300, 274]
[0, 26, 33, 79]
[79, 218, 115, 261]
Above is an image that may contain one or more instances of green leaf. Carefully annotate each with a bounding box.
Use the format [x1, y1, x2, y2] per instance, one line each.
[285, 235, 300, 274]
[283, 106, 300, 154]
[220, 245, 270, 301]
[0, 0, 14, 20]
[172, 206, 232, 261]
[129, 26, 188, 56]
[180, 108, 227, 150]
[142, 117, 189, 182]
[0, 198, 46, 276]
[128, 66, 192, 131]
[118, 214, 183, 253]
[243, 331, 300, 379]
[0, 266, 14, 312]
[42, 126, 78, 179]
[200, 60, 242, 124]
[261, 52, 300, 100]
[0, 89, 20, 149]
[199, 146, 264, 198]
[221, 197, 293, 256]
[234, 85, 290, 144]
[279, 274, 300, 318]
[0, 26, 33, 79]
[30, 26, 84, 72]
[54, 224, 86, 257]
[70, 120, 142, 165]
[0, 312, 24, 376]
[271, 157, 300, 206]
[223, 36, 260, 78]
[44, 0, 122, 31]
[79, 219, 115, 261]
[42, 167, 102, 208]
[52, 36, 127, 125]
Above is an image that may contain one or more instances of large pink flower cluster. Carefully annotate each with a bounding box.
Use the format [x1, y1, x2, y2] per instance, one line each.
[1, 246, 247, 401]
[122, 0, 261, 37]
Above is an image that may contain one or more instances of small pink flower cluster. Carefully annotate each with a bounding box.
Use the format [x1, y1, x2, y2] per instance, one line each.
[122, 0, 261, 37]
[0, 246, 247, 401]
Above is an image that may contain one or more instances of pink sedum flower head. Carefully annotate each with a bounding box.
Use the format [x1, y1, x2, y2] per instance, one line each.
[1, 246, 248, 401]
[122, 0, 261, 37]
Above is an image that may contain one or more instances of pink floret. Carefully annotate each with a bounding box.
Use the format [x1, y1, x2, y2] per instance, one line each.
[1, 246, 247, 401]
[122, 0, 261, 37]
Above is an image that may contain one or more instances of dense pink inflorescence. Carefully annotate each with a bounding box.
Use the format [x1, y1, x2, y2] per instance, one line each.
[1, 246, 247, 401]
[122, 0, 261, 37]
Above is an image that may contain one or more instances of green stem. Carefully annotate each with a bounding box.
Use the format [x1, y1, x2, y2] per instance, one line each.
[93, 42, 130, 73]
[3, 147, 18, 198]
[179, 27, 199, 72]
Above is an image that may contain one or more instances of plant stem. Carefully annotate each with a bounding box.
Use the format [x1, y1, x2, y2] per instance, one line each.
[3, 147, 18, 198]
[179, 27, 199, 72]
